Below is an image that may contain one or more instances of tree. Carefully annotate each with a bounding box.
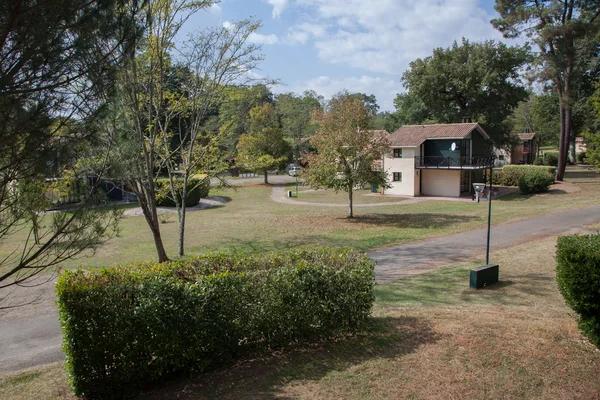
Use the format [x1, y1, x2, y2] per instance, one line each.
[509, 93, 560, 157]
[303, 92, 390, 218]
[0, 0, 135, 302]
[386, 92, 434, 131]
[492, 0, 600, 180]
[161, 19, 265, 257]
[115, 0, 213, 262]
[275, 92, 321, 164]
[236, 103, 290, 183]
[402, 38, 530, 146]
[584, 84, 600, 168]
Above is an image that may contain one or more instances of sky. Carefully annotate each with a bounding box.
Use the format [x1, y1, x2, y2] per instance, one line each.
[179, 0, 525, 112]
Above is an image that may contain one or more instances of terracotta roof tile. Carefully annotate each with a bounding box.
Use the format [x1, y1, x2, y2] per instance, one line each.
[388, 123, 489, 147]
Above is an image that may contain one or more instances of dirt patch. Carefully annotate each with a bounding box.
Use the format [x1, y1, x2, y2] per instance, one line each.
[123, 196, 228, 217]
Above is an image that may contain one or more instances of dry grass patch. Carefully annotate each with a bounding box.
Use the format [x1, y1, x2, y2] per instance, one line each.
[0, 363, 73, 400]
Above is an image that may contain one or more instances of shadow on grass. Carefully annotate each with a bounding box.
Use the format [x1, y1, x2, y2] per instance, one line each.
[346, 213, 480, 229]
[143, 316, 439, 400]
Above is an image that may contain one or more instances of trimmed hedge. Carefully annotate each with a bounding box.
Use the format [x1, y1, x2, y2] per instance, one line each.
[556, 234, 600, 347]
[155, 176, 209, 207]
[489, 165, 556, 186]
[57, 249, 375, 398]
[543, 151, 559, 166]
[518, 169, 554, 194]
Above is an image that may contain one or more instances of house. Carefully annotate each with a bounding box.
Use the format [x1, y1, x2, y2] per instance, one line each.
[576, 137, 586, 154]
[383, 123, 494, 197]
[494, 132, 537, 166]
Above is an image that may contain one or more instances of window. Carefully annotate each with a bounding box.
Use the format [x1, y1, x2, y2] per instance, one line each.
[393, 172, 402, 182]
[498, 154, 505, 161]
[393, 148, 403, 158]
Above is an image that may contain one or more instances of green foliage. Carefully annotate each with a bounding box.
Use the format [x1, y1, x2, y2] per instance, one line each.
[303, 92, 391, 217]
[543, 152, 559, 167]
[56, 249, 375, 398]
[402, 38, 530, 146]
[518, 169, 554, 194]
[275, 92, 321, 161]
[533, 157, 544, 165]
[556, 234, 600, 347]
[236, 103, 290, 181]
[155, 177, 209, 207]
[489, 165, 555, 186]
[577, 151, 587, 163]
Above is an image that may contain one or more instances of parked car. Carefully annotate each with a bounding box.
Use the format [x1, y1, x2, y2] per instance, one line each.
[288, 166, 302, 177]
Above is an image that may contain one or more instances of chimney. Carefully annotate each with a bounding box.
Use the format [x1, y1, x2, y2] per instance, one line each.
[462, 117, 472, 123]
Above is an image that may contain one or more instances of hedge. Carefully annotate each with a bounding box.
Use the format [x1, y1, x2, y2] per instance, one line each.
[155, 176, 209, 207]
[556, 234, 600, 348]
[56, 249, 375, 399]
[489, 165, 556, 186]
[543, 151, 559, 166]
[518, 169, 554, 194]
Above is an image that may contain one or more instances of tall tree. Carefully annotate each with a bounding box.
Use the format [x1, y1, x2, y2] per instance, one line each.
[402, 38, 530, 146]
[0, 0, 137, 301]
[116, 0, 213, 262]
[303, 91, 390, 218]
[275, 92, 321, 164]
[236, 103, 290, 184]
[492, 0, 600, 180]
[161, 19, 265, 257]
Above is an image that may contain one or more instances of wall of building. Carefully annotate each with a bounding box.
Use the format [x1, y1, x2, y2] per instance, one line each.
[421, 169, 461, 197]
[384, 147, 417, 196]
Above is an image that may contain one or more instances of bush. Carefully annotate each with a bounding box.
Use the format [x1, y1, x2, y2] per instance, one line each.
[533, 157, 544, 165]
[556, 234, 600, 347]
[155, 176, 209, 207]
[543, 151, 559, 166]
[577, 151, 587, 164]
[518, 169, 555, 194]
[496, 165, 556, 186]
[56, 249, 375, 398]
[487, 169, 504, 185]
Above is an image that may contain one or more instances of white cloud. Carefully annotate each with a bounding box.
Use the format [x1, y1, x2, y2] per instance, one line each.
[249, 32, 279, 45]
[208, 3, 222, 15]
[277, 75, 404, 111]
[289, 0, 522, 75]
[266, 0, 288, 18]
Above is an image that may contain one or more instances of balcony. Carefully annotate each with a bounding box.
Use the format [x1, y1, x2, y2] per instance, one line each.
[414, 155, 495, 170]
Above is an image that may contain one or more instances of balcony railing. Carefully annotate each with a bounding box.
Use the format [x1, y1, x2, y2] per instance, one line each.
[414, 155, 496, 169]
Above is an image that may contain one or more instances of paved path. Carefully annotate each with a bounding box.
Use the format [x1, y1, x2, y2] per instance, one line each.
[1, 202, 600, 374]
[370, 205, 600, 282]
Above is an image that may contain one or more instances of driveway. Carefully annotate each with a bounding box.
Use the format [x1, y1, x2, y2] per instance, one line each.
[2, 204, 600, 374]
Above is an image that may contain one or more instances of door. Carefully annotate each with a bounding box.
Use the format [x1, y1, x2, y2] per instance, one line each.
[460, 170, 471, 194]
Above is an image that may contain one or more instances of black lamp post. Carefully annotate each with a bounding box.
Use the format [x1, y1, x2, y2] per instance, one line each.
[470, 165, 499, 289]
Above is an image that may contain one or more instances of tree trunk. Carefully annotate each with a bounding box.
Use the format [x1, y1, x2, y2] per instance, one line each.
[348, 185, 354, 218]
[178, 205, 186, 257]
[150, 219, 169, 262]
[557, 104, 567, 181]
[263, 170, 268, 184]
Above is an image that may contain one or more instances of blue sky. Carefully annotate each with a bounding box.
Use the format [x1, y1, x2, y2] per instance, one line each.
[179, 0, 523, 112]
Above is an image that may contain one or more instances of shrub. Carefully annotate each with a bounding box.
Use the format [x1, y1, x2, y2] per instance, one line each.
[543, 151, 559, 166]
[56, 249, 375, 398]
[556, 234, 600, 347]
[577, 151, 587, 164]
[487, 169, 504, 185]
[155, 176, 209, 207]
[498, 165, 556, 186]
[533, 157, 544, 165]
[518, 169, 555, 194]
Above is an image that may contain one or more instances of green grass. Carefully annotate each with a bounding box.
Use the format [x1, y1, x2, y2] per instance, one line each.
[1, 166, 599, 274]
[285, 183, 406, 204]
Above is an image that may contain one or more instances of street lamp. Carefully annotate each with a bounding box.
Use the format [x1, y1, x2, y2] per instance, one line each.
[470, 167, 499, 289]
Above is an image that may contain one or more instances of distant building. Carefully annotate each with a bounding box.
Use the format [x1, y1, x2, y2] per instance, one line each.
[494, 132, 537, 166]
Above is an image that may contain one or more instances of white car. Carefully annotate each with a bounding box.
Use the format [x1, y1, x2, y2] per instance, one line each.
[288, 166, 302, 176]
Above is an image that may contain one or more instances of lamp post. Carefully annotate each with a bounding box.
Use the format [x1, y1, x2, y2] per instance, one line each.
[470, 165, 498, 289]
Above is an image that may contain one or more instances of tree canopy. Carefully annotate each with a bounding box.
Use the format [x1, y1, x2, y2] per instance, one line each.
[402, 38, 531, 146]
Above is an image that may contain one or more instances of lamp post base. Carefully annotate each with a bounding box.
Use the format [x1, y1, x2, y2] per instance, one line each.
[470, 264, 499, 289]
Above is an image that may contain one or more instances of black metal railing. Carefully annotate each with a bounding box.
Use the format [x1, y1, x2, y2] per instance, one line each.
[414, 155, 496, 169]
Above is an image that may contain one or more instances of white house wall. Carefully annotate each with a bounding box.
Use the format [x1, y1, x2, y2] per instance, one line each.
[421, 169, 461, 197]
[384, 147, 417, 196]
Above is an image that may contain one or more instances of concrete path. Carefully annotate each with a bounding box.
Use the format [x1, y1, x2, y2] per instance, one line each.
[371, 205, 600, 282]
[1, 203, 600, 374]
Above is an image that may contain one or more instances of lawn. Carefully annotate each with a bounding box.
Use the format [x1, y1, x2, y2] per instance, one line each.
[3, 235, 600, 399]
[285, 182, 407, 205]
[0, 166, 599, 274]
